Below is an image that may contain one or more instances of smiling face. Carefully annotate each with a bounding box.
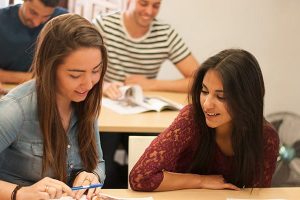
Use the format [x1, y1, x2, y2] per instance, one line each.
[56, 48, 102, 105]
[19, 0, 55, 28]
[126, 0, 161, 29]
[200, 69, 232, 134]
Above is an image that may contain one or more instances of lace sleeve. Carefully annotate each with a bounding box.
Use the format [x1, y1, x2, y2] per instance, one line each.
[129, 105, 196, 191]
[255, 124, 280, 187]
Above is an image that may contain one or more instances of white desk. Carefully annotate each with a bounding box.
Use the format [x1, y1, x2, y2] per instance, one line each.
[102, 188, 300, 200]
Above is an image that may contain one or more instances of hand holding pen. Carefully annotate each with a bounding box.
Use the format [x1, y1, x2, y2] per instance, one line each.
[72, 171, 102, 200]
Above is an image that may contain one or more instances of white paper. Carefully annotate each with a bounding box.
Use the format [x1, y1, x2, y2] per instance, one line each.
[54, 194, 153, 200]
[102, 97, 150, 114]
[98, 193, 153, 200]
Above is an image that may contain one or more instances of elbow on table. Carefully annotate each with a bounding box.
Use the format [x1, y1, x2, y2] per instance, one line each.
[129, 171, 160, 192]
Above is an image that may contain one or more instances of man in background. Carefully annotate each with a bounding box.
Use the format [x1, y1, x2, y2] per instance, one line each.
[0, 0, 67, 84]
[93, 0, 199, 188]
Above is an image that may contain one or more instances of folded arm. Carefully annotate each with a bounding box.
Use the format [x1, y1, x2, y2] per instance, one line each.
[156, 171, 239, 191]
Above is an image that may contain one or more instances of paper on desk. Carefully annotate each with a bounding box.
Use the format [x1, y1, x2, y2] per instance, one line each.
[54, 194, 153, 200]
[102, 97, 150, 114]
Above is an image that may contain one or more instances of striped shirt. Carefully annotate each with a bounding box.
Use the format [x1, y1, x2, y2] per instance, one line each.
[93, 12, 191, 82]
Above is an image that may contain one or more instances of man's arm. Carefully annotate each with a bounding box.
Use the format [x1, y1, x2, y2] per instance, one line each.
[0, 69, 32, 84]
[125, 54, 199, 93]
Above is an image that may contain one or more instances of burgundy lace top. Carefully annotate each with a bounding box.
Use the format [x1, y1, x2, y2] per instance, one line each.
[129, 105, 279, 191]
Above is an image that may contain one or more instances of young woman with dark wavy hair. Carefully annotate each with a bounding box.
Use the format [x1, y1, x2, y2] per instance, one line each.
[129, 49, 279, 191]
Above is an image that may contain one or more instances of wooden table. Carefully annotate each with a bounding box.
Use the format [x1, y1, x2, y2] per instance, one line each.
[98, 91, 188, 133]
[101, 188, 300, 200]
[2, 83, 16, 89]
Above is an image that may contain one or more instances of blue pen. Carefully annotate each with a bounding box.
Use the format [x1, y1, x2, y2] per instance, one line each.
[71, 183, 103, 191]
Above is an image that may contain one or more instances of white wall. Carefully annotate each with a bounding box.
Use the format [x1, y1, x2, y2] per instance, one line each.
[156, 0, 300, 115]
[0, 0, 9, 8]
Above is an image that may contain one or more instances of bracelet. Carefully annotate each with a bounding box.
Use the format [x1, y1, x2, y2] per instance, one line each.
[11, 185, 22, 200]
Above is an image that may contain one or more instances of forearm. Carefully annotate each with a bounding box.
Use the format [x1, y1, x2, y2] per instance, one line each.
[0, 181, 18, 200]
[148, 78, 193, 93]
[155, 171, 202, 191]
[0, 70, 32, 84]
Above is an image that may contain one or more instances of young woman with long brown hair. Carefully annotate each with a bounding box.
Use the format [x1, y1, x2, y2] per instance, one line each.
[0, 13, 107, 199]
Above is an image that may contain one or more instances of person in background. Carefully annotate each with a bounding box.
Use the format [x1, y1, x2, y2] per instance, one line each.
[129, 49, 279, 191]
[0, 13, 107, 199]
[93, 0, 199, 188]
[93, 0, 199, 98]
[0, 0, 67, 84]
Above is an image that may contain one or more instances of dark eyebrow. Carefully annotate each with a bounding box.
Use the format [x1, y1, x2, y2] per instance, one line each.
[202, 83, 224, 93]
[67, 62, 102, 72]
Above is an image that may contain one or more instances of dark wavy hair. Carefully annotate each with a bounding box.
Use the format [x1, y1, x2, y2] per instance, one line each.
[32, 13, 107, 182]
[189, 49, 265, 187]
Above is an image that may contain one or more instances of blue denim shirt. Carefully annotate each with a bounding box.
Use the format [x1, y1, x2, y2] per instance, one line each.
[0, 80, 105, 186]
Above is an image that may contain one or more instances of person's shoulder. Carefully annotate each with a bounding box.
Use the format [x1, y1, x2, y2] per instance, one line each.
[0, 80, 37, 122]
[263, 121, 280, 145]
[0, 4, 19, 13]
[151, 18, 177, 35]
[152, 18, 172, 29]
[263, 121, 278, 135]
[178, 104, 194, 119]
[93, 11, 122, 31]
[6, 80, 36, 102]
[99, 11, 121, 23]
[0, 4, 19, 18]
[52, 7, 68, 17]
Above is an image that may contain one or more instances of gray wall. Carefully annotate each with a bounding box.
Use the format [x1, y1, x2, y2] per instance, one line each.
[157, 0, 300, 115]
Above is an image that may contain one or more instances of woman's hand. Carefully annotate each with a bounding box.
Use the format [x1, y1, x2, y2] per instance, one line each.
[17, 177, 74, 200]
[199, 175, 240, 190]
[72, 171, 101, 200]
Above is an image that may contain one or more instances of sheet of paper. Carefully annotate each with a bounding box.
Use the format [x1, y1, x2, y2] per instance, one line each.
[55, 194, 153, 200]
[102, 97, 150, 114]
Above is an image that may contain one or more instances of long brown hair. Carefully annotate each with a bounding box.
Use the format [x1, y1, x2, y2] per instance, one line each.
[189, 49, 265, 187]
[32, 13, 107, 182]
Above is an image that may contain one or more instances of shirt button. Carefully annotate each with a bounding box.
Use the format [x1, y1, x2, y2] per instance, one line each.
[67, 145, 71, 149]
[70, 164, 74, 169]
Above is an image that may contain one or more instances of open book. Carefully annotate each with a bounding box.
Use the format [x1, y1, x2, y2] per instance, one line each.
[102, 85, 183, 115]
